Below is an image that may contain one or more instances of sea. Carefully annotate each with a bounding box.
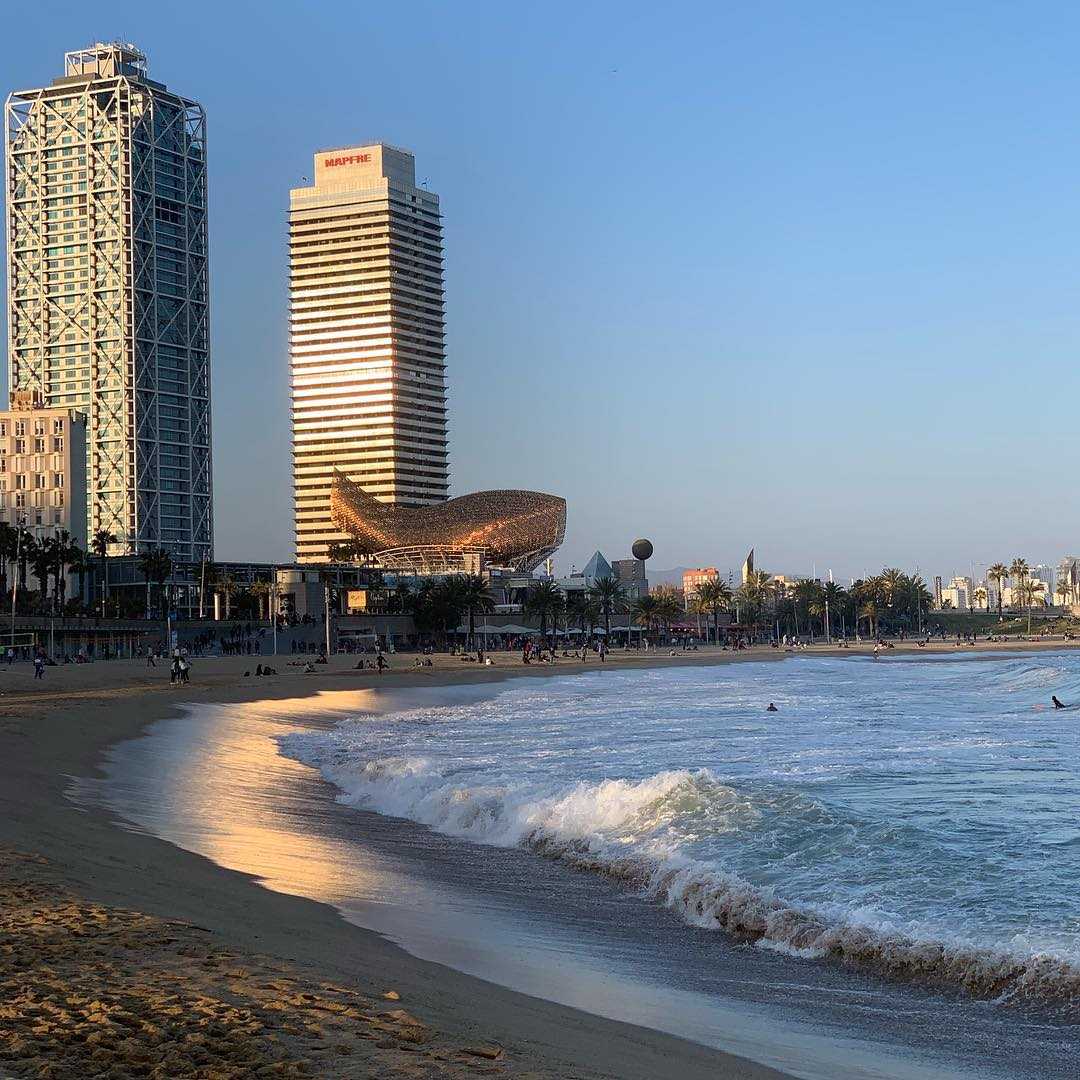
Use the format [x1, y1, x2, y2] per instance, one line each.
[74, 653, 1080, 1079]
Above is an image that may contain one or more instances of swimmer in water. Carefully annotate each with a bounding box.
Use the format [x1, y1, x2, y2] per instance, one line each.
[1052, 695, 1067, 709]
[766, 702, 778, 712]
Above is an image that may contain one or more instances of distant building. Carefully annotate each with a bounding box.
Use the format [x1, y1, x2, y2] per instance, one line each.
[940, 576, 973, 611]
[741, 548, 754, 585]
[1030, 564, 1055, 598]
[683, 567, 718, 609]
[582, 550, 613, 585]
[0, 391, 87, 549]
[1002, 581, 1048, 608]
[557, 550, 614, 598]
[612, 558, 648, 600]
[1057, 556, 1080, 606]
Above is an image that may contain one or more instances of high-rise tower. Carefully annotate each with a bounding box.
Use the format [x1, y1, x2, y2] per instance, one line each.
[289, 143, 447, 562]
[5, 42, 212, 559]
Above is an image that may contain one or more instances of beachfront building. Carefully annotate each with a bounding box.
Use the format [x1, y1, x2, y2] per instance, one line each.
[290, 143, 448, 562]
[5, 42, 212, 560]
[0, 390, 87, 547]
[683, 567, 719, 609]
[556, 550, 613, 598]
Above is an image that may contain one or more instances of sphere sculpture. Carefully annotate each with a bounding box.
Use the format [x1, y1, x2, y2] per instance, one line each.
[631, 538, 653, 562]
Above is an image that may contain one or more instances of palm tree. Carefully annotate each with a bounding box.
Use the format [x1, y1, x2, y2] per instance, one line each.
[694, 576, 731, 645]
[588, 576, 626, 641]
[218, 572, 238, 621]
[28, 537, 51, 611]
[860, 599, 878, 639]
[249, 578, 273, 622]
[457, 574, 494, 650]
[631, 594, 660, 645]
[822, 581, 846, 641]
[986, 564, 1008, 618]
[0, 522, 17, 605]
[49, 530, 78, 613]
[69, 547, 93, 612]
[650, 587, 682, 641]
[137, 548, 173, 619]
[974, 586, 988, 612]
[1009, 559, 1030, 614]
[525, 580, 562, 641]
[738, 570, 773, 639]
[92, 528, 119, 618]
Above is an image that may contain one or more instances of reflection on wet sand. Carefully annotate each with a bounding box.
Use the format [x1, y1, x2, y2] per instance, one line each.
[99, 690, 405, 905]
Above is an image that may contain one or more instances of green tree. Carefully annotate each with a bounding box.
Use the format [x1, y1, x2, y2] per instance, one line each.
[28, 536, 50, 610]
[249, 578, 273, 622]
[0, 522, 17, 604]
[137, 548, 173, 619]
[986, 563, 1008, 618]
[457, 574, 494, 649]
[631, 593, 661, 644]
[694, 576, 732, 645]
[525, 580, 563, 641]
[589, 576, 626, 641]
[651, 587, 683, 639]
[860, 599, 878, 639]
[1009, 558, 1030, 614]
[68, 546, 93, 612]
[91, 528, 119, 617]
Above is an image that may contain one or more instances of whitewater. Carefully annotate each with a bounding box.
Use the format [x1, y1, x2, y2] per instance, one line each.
[280, 654, 1080, 1016]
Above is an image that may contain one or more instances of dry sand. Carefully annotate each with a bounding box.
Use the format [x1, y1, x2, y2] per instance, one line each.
[1, 638, 1073, 1078]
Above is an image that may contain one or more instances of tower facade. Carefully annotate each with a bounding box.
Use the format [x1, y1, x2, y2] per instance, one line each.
[5, 42, 212, 559]
[290, 143, 447, 562]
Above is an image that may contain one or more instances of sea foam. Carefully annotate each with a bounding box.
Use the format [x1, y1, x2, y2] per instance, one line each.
[280, 729, 1080, 1016]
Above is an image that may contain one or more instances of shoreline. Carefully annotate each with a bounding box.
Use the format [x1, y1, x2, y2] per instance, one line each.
[2, 640, 1075, 1078]
[0, 648, 803, 1080]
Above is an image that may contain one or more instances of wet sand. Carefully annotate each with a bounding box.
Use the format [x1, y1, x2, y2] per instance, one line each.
[0, 648, 799, 1080]
[1, 638, 1076, 1078]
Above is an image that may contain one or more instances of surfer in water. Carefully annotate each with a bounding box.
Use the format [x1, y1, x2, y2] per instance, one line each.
[766, 702, 778, 712]
[1052, 695, 1067, 709]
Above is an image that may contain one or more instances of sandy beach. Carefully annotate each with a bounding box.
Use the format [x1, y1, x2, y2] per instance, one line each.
[2, 638, 1076, 1078]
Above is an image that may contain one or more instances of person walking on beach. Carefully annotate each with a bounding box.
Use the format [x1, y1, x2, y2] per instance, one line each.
[376, 652, 387, 674]
[33, 653, 45, 680]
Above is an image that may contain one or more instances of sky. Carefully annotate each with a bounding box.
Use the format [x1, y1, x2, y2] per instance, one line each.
[4, 1, 1080, 583]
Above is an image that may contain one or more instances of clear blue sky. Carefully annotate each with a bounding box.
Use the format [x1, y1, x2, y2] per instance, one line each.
[4, 1, 1080, 582]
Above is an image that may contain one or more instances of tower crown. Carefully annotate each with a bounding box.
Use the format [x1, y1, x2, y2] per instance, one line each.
[64, 42, 147, 80]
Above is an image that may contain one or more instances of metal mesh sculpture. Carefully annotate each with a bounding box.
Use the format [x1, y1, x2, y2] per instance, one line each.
[330, 471, 565, 573]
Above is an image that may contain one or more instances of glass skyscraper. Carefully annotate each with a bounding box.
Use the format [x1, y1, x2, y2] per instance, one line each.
[5, 42, 212, 559]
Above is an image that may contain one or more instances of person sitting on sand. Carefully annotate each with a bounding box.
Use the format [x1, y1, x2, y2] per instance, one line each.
[255, 663, 264, 676]
[1053, 695, 1067, 709]
[766, 702, 778, 712]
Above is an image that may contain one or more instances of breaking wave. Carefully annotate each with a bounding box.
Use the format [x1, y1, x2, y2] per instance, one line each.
[280, 733, 1080, 1016]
